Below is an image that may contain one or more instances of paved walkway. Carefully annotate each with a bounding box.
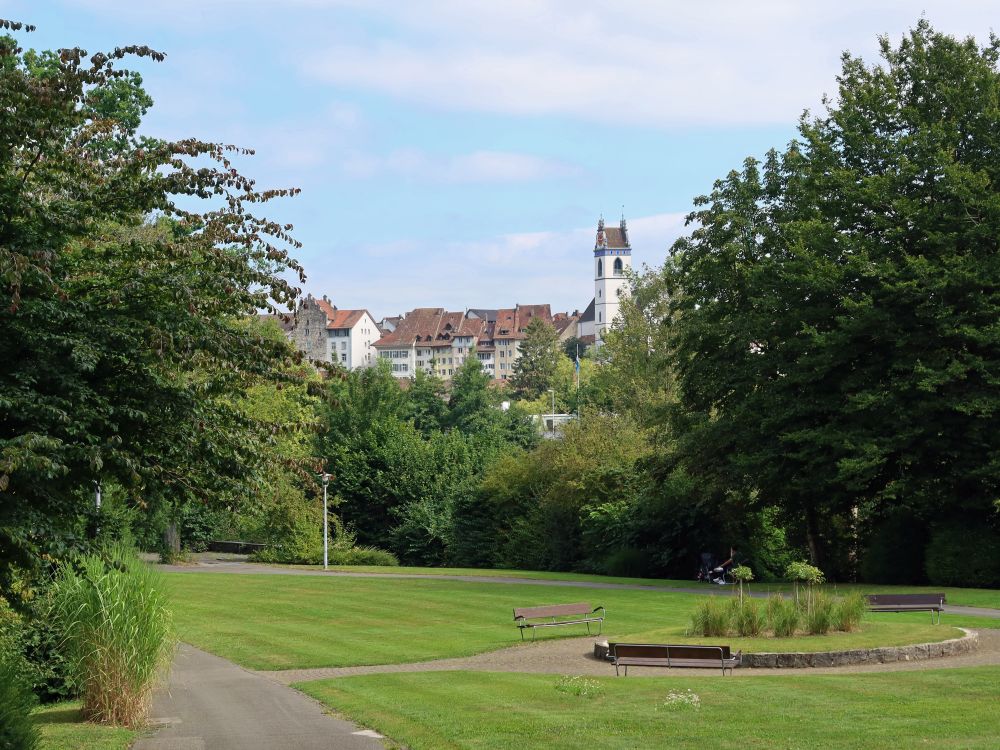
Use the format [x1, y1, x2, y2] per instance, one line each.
[155, 558, 1000, 620]
[261, 628, 1000, 684]
[133, 644, 384, 750]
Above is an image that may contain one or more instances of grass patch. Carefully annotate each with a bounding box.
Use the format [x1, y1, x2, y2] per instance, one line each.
[298, 667, 1000, 749]
[271, 563, 1000, 609]
[34, 702, 139, 750]
[166, 573, 971, 670]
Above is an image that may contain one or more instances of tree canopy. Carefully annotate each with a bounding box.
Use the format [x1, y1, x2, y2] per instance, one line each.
[661, 20, 1000, 573]
[0, 21, 306, 584]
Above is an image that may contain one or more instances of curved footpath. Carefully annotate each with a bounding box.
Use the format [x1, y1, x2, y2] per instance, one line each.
[263, 628, 1000, 684]
[156, 558, 1000, 620]
[133, 644, 385, 750]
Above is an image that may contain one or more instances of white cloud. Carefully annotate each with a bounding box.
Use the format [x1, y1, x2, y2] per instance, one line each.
[307, 211, 688, 317]
[297, 0, 1000, 126]
[343, 148, 581, 183]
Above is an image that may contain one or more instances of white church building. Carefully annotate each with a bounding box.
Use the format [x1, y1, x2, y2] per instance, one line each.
[578, 215, 632, 346]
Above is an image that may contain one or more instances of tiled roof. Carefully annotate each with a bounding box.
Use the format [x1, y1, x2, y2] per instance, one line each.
[602, 226, 629, 249]
[467, 308, 498, 322]
[579, 298, 596, 323]
[313, 298, 372, 330]
[493, 304, 553, 339]
[375, 305, 552, 348]
[552, 314, 578, 335]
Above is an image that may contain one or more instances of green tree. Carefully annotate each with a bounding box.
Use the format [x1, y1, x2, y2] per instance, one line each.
[509, 317, 561, 400]
[662, 21, 1000, 574]
[407, 369, 448, 436]
[447, 353, 503, 434]
[589, 265, 676, 434]
[0, 21, 304, 586]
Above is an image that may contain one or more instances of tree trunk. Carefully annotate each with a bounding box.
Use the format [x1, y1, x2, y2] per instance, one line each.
[162, 522, 181, 563]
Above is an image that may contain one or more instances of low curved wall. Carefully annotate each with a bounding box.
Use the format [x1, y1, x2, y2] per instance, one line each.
[743, 628, 978, 668]
[593, 629, 979, 668]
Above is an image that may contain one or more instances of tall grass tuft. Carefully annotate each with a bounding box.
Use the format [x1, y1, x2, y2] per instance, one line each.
[732, 597, 765, 637]
[51, 544, 174, 727]
[833, 592, 867, 632]
[767, 594, 800, 637]
[805, 591, 835, 635]
[689, 597, 731, 637]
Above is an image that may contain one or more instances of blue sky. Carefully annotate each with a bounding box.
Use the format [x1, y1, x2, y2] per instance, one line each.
[5, 1, 998, 319]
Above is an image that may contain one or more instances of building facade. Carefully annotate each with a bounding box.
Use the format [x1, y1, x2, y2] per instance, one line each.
[287, 295, 379, 369]
[373, 304, 566, 380]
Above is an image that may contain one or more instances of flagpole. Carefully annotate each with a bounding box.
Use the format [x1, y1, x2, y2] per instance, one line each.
[575, 343, 580, 417]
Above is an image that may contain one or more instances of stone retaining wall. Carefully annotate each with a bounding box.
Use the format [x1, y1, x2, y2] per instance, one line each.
[593, 629, 979, 668]
[743, 628, 978, 668]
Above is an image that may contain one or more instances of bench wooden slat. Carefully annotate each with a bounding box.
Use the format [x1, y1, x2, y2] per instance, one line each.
[865, 594, 945, 622]
[609, 643, 740, 675]
[514, 603, 596, 620]
[512, 602, 605, 640]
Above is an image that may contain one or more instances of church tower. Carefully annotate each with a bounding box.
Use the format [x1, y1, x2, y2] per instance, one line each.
[593, 215, 632, 344]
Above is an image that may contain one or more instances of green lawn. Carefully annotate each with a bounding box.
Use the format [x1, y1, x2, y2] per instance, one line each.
[298, 564, 1000, 609]
[298, 667, 1000, 749]
[166, 572, 976, 670]
[33, 703, 140, 750]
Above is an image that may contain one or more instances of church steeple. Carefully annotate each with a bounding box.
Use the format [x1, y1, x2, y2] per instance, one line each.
[592, 212, 632, 346]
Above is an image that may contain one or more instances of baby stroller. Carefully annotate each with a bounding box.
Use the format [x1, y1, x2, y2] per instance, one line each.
[697, 551, 733, 585]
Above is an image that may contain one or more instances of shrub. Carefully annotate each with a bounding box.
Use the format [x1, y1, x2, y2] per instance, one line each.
[730, 565, 754, 603]
[2, 591, 76, 704]
[51, 545, 174, 726]
[785, 561, 825, 610]
[833, 592, 867, 632]
[689, 597, 730, 637]
[925, 523, 1000, 588]
[599, 546, 652, 578]
[329, 546, 399, 566]
[805, 591, 835, 635]
[0, 645, 40, 750]
[767, 594, 800, 637]
[732, 597, 765, 637]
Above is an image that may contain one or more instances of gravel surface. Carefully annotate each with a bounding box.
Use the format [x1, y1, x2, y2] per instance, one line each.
[262, 628, 1000, 684]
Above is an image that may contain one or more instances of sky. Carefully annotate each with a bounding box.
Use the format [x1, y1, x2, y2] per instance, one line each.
[4, 1, 999, 319]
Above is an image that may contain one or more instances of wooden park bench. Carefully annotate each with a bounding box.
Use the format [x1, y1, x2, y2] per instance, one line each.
[609, 643, 741, 676]
[513, 602, 605, 640]
[866, 593, 946, 623]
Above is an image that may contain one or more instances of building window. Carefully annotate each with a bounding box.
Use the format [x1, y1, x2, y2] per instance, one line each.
[341, 353, 347, 363]
[614, 258, 624, 275]
[597, 259, 603, 277]
[598, 311, 602, 322]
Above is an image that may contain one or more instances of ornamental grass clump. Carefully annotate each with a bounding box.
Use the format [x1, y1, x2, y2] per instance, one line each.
[833, 592, 867, 632]
[689, 597, 730, 637]
[52, 545, 174, 727]
[732, 597, 766, 637]
[805, 591, 835, 635]
[767, 594, 800, 637]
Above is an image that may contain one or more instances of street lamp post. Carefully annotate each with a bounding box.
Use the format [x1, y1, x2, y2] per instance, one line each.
[320, 473, 331, 570]
[94, 480, 102, 537]
[548, 388, 555, 416]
